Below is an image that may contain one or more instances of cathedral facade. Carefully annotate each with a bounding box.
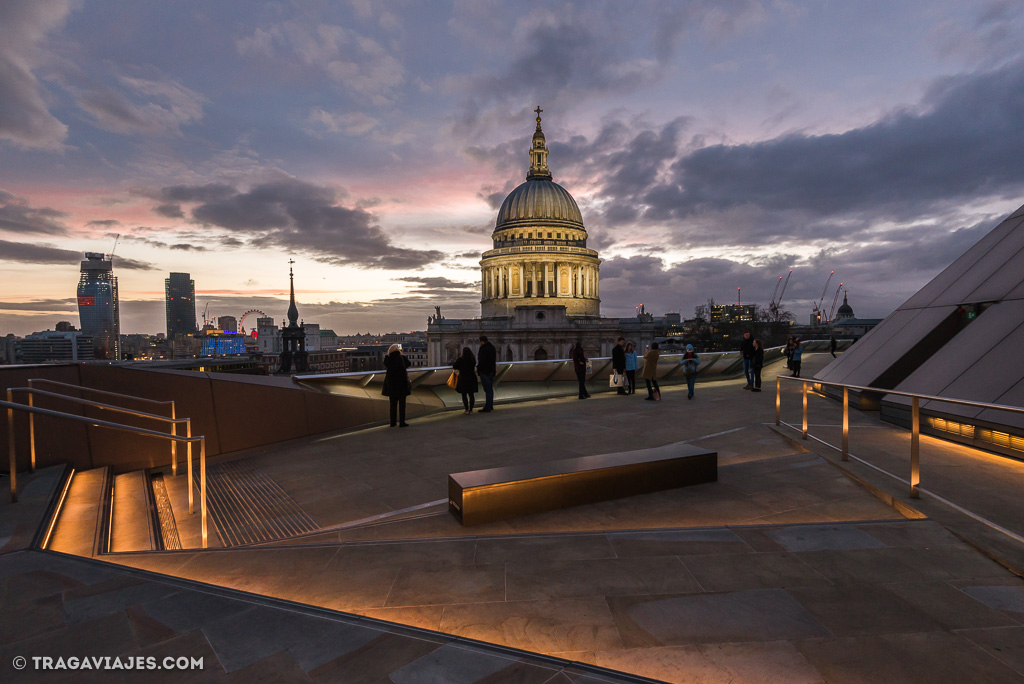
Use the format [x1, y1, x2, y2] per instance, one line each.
[427, 109, 653, 365]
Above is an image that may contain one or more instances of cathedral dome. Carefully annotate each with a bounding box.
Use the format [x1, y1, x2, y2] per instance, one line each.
[836, 292, 854, 319]
[495, 180, 584, 232]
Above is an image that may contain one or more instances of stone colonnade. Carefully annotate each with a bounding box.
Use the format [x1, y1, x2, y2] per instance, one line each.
[482, 260, 599, 300]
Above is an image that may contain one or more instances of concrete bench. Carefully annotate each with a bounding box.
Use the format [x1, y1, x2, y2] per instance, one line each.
[448, 443, 717, 526]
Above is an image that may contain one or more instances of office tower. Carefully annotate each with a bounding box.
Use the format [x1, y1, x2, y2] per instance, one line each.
[77, 252, 120, 360]
[165, 272, 197, 340]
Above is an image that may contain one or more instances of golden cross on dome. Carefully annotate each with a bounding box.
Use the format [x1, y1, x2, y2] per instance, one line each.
[534, 106, 543, 126]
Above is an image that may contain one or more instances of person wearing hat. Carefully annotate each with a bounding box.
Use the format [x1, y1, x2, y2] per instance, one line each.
[682, 344, 700, 399]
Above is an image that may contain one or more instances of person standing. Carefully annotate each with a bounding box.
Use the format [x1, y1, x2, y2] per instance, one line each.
[830, 334, 838, 358]
[682, 344, 700, 399]
[572, 342, 590, 399]
[612, 337, 627, 395]
[791, 340, 803, 378]
[382, 344, 411, 427]
[477, 335, 497, 412]
[642, 342, 661, 401]
[624, 342, 638, 395]
[453, 347, 479, 414]
[751, 338, 764, 392]
[786, 335, 797, 370]
[740, 332, 755, 390]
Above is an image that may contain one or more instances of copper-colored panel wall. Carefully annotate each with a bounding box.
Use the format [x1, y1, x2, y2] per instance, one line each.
[5, 364, 444, 476]
[78, 365, 221, 472]
[1, 365, 90, 472]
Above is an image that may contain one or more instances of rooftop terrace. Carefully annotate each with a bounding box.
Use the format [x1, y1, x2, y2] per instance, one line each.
[4, 352, 1024, 682]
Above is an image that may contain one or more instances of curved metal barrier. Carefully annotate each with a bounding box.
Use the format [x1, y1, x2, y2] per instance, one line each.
[295, 340, 847, 406]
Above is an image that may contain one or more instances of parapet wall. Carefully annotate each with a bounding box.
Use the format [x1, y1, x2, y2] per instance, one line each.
[1, 364, 441, 474]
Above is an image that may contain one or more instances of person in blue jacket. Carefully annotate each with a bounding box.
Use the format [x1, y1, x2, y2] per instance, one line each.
[682, 344, 700, 399]
[791, 341, 803, 378]
[624, 342, 638, 395]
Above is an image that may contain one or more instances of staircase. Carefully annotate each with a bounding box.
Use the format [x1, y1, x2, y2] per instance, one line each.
[44, 456, 324, 557]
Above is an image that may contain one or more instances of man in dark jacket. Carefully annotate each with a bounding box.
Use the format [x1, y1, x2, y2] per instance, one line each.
[612, 337, 627, 395]
[477, 335, 497, 412]
[740, 331, 755, 390]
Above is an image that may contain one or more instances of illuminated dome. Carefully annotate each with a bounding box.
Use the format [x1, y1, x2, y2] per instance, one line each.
[479, 107, 601, 319]
[495, 180, 584, 232]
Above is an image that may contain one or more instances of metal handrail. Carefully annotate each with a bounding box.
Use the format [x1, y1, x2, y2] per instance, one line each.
[775, 375, 1024, 498]
[4, 399, 207, 548]
[7, 388, 191, 476]
[26, 378, 174, 408]
[26, 378, 180, 475]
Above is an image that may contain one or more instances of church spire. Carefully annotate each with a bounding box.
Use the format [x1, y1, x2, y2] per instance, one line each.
[287, 259, 299, 326]
[527, 106, 552, 181]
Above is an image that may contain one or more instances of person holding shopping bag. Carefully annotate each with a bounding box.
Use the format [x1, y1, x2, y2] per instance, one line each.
[624, 342, 638, 395]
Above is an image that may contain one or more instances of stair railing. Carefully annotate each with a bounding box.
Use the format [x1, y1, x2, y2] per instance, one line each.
[26, 379, 183, 475]
[8, 387, 191, 476]
[4, 399, 208, 548]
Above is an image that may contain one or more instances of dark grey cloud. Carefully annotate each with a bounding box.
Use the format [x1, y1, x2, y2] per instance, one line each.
[169, 243, 206, 251]
[153, 203, 185, 219]
[0, 239, 80, 265]
[0, 238, 150, 270]
[0, 190, 68, 235]
[394, 276, 477, 296]
[86, 219, 121, 227]
[0, 1, 70, 149]
[0, 298, 75, 311]
[164, 177, 443, 270]
[644, 59, 1024, 230]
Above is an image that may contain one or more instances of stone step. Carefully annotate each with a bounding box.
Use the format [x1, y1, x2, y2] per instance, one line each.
[47, 466, 110, 557]
[160, 466, 223, 549]
[109, 471, 155, 552]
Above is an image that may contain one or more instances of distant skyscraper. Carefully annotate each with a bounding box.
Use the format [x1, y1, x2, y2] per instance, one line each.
[165, 272, 197, 340]
[217, 315, 238, 332]
[77, 252, 120, 360]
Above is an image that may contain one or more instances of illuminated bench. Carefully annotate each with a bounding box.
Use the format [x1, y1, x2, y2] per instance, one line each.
[448, 443, 717, 526]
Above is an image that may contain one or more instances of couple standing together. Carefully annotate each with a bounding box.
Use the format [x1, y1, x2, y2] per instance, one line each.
[451, 336, 497, 414]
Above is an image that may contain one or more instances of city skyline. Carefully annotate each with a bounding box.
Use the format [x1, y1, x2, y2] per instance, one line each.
[3, 1, 1024, 336]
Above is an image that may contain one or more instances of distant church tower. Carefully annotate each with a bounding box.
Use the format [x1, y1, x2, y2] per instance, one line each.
[278, 261, 308, 374]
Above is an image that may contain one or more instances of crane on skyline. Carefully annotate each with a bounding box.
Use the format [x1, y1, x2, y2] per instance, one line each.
[768, 269, 793, 321]
[811, 270, 835, 325]
[826, 283, 844, 323]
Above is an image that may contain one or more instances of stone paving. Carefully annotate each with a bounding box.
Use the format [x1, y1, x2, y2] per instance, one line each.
[7, 353, 1024, 682]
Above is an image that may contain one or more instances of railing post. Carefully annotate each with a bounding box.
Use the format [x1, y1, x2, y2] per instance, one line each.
[170, 403, 177, 476]
[842, 387, 849, 461]
[910, 396, 920, 498]
[27, 391, 36, 472]
[200, 438, 208, 549]
[187, 433, 194, 515]
[802, 382, 808, 440]
[186, 419, 192, 485]
[775, 377, 781, 426]
[7, 390, 16, 503]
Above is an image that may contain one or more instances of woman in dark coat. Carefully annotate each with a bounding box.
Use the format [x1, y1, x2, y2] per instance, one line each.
[751, 338, 765, 392]
[382, 344, 411, 427]
[572, 342, 590, 399]
[453, 346, 479, 414]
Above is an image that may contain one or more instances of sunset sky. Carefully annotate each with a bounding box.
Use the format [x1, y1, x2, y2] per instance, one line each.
[2, 1, 1024, 336]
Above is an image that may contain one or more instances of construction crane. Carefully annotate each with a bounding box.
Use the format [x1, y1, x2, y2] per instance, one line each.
[826, 283, 844, 323]
[811, 270, 835, 325]
[768, 269, 793, 321]
[201, 302, 211, 327]
[106, 234, 120, 262]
